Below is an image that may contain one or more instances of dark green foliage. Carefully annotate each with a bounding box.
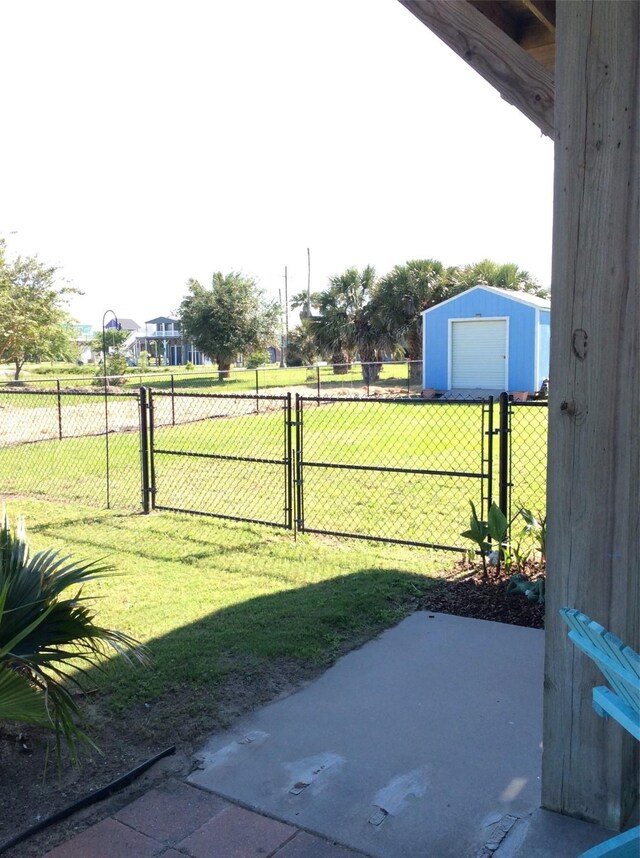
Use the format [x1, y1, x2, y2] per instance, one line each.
[0, 240, 80, 380]
[180, 273, 279, 380]
[0, 509, 149, 759]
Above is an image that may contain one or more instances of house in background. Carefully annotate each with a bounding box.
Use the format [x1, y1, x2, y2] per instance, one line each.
[105, 317, 139, 333]
[103, 317, 140, 363]
[133, 316, 209, 366]
[71, 324, 94, 363]
[422, 285, 550, 396]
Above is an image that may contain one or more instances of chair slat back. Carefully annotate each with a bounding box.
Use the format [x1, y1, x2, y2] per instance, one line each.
[560, 608, 640, 716]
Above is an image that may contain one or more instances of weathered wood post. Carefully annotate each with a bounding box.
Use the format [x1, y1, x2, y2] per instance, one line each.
[542, 0, 639, 830]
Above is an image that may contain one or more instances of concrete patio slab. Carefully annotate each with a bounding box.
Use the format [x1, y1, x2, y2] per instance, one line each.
[188, 612, 610, 858]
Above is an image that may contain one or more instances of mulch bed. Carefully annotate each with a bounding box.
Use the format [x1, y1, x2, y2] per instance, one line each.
[416, 559, 545, 629]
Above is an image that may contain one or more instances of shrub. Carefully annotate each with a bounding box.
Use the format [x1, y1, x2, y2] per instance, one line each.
[245, 350, 270, 369]
[0, 509, 150, 759]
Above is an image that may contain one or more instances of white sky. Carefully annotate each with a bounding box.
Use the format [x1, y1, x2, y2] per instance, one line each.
[2, 0, 554, 330]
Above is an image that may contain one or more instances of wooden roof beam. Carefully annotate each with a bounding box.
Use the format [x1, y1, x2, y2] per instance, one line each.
[398, 0, 555, 138]
[521, 0, 556, 34]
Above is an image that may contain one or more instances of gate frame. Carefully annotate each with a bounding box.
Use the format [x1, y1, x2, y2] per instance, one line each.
[144, 388, 294, 529]
[294, 393, 495, 552]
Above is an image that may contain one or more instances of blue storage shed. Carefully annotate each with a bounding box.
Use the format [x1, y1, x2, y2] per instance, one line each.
[421, 285, 550, 394]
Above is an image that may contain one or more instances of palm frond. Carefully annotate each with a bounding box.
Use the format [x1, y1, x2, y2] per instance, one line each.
[0, 509, 150, 760]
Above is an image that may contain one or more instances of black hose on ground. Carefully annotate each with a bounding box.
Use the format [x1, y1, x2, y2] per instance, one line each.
[0, 744, 176, 855]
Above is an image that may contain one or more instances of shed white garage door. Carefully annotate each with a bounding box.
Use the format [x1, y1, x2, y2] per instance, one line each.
[451, 319, 507, 388]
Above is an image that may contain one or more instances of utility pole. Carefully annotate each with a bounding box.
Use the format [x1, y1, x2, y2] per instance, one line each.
[283, 265, 289, 368]
[278, 288, 285, 368]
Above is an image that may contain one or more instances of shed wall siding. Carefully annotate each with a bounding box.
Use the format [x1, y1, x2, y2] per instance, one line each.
[536, 310, 551, 389]
[424, 290, 539, 390]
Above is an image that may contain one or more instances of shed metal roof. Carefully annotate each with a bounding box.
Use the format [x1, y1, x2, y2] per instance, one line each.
[421, 285, 550, 315]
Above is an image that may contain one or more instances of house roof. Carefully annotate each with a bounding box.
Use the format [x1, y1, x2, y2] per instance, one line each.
[146, 316, 178, 324]
[421, 285, 551, 315]
[106, 317, 139, 330]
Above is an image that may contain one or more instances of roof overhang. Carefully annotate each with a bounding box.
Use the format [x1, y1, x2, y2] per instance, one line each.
[398, 0, 555, 138]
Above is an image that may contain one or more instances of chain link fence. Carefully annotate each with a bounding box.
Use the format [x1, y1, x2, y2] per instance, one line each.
[0, 384, 142, 509]
[4, 360, 424, 399]
[296, 396, 494, 550]
[148, 390, 292, 527]
[508, 401, 548, 519]
[0, 375, 549, 551]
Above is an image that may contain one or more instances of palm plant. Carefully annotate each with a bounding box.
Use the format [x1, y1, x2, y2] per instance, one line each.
[0, 508, 149, 758]
[373, 259, 449, 382]
[309, 266, 384, 380]
[290, 289, 321, 321]
[446, 259, 549, 298]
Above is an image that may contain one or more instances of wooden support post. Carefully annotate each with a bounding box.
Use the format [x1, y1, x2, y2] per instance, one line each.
[542, 0, 639, 831]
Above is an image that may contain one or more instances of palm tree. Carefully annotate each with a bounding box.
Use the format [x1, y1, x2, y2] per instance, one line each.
[0, 509, 149, 759]
[309, 266, 383, 380]
[290, 290, 321, 321]
[373, 259, 449, 382]
[446, 259, 549, 298]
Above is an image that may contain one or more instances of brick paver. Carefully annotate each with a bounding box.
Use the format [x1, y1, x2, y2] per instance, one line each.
[114, 778, 229, 843]
[44, 817, 160, 858]
[177, 804, 297, 858]
[275, 830, 367, 857]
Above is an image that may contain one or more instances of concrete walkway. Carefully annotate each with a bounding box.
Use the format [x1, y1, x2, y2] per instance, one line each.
[44, 613, 613, 857]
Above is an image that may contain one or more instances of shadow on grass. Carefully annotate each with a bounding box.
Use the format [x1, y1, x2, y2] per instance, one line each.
[94, 567, 432, 746]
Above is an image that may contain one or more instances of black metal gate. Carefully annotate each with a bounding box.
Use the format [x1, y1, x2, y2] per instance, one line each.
[137, 388, 547, 551]
[142, 389, 293, 528]
[294, 394, 495, 551]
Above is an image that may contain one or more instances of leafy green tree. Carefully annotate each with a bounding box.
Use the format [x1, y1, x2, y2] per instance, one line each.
[309, 266, 383, 380]
[0, 247, 79, 380]
[179, 273, 279, 380]
[91, 327, 130, 386]
[0, 509, 149, 759]
[90, 328, 131, 357]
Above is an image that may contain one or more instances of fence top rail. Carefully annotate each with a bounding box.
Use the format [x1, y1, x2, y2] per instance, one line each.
[0, 386, 140, 399]
[0, 358, 423, 388]
[509, 399, 549, 407]
[298, 394, 495, 405]
[0, 375, 128, 387]
[147, 388, 290, 403]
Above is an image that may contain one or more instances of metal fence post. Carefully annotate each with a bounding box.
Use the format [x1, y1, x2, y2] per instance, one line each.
[285, 392, 293, 531]
[255, 369, 260, 413]
[316, 366, 320, 400]
[485, 396, 494, 521]
[103, 377, 111, 509]
[498, 392, 510, 521]
[148, 388, 156, 509]
[407, 360, 411, 396]
[139, 387, 151, 514]
[171, 374, 176, 426]
[295, 394, 304, 534]
[56, 379, 63, 440]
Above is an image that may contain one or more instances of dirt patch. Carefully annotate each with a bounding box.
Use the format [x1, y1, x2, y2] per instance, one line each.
[417, 559, 545, 629]
[0, 569, 543, 857]
[0, 657, 325, 857]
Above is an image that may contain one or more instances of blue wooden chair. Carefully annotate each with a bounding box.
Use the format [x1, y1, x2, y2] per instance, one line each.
[560, 608, 640, 858]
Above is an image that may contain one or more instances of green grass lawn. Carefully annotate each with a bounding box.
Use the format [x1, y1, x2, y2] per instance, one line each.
[7, 497, 448, 747]
[1, 360, 418, 395]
